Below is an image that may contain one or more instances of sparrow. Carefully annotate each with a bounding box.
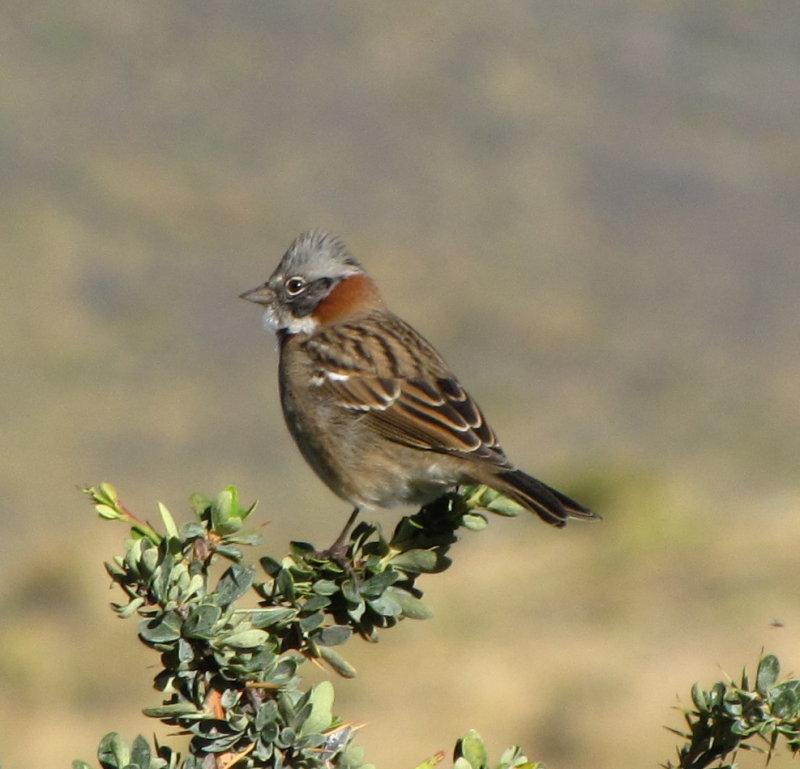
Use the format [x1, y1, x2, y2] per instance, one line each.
[241, 230, 597, 542]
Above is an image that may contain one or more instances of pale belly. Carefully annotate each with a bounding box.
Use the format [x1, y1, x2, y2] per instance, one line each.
[280, 380, 463, 510]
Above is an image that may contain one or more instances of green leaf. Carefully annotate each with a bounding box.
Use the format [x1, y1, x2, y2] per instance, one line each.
[709, 681, 726, 707]
[205, 486, 242, 536]
[250, 606, 297, 628]
[214, 487, 234, 521]
[250, 607, 296, 628]
[276, 567, 296, 600]
[215, 544, 245, 561]
[317, 645, 357, 678]
[413, 751, 445, 769]
[456, 729, 488, 769]
[300, 680, 335, 736]
[497, 745, 531, 768]
[342, 579, 360, 603]
[359, 569, 397, 597]
[302, 593, 331, 612]
[181, 521, 207, 540]
[462, 485, 525, 517]
[255, 698, 279, 731]
[211, 486, 246, 534]
[182, 604, 222, 639]
[691, 682, 707, 712]
[130, 735, 151, 768]
[386, 587, 433, 620]
[223, 486, 248, 520]
[97, 732, 129, 768]
[223, 533, 262, 546]
[138, 544, 160, 579]
[216, 564, 255, 606]
[757, 654, 780, 694]
[298, 611, 325, 633]
[143, 703, 200, 719]
[314, 625, 352, 647]
[158, 502, 179, 541]
[220, 628, 269, 648]
[115, 596, 145, 619]
[96, 503, 121, 521]
[366, 592, 402, 617]
[260, 556, 282, 577]
[346, 599, 366, 622]
[189, 492, 211, 517]
[240, 499, 258, 523]
[740, 666, 750, 691]
[772, 686, 799, 719]
[389, 548, 439, 573]
[97, 482, 119, 508]
[312, 579, 340, 596]
[461, 512, 488, 531]
[483, 494, 524, 517]
[290, 540, 317, 558]
[139, 612, 183, 644]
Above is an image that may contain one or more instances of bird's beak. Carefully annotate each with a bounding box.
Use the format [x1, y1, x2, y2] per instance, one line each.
[239, 283, 276, 306]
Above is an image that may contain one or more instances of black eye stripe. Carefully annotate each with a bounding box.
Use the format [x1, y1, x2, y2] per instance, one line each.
[288, 276, 337, 317]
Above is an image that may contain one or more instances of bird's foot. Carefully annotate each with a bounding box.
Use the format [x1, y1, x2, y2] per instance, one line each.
[308, 507, 360, 568]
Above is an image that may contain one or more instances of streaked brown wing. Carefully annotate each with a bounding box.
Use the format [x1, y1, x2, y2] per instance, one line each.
[373, 376, 507, 462]
[319, 374, 400, 411]
[318, 372, 508, 463]
[304, 312, 509, 464]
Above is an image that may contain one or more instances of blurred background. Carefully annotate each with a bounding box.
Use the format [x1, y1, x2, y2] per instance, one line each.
[2, 2, 799, 767]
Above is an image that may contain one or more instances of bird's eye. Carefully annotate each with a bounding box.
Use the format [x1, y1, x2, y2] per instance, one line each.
[284, 276, 307, 296]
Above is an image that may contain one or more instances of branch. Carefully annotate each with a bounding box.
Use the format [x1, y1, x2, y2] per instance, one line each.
[76, 483, 530, 769]
[663, 654, 800, 768]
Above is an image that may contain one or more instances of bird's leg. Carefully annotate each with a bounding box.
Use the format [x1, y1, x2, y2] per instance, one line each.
[314, 507, 360, 564]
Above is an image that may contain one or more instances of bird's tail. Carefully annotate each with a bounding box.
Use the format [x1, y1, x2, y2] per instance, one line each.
[493, 469, 599, 527]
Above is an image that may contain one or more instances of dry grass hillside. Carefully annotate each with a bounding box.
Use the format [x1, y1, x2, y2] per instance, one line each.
[1, 2, 799, 767]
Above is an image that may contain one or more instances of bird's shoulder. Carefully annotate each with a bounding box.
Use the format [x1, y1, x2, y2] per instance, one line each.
[302, 310, 451, 380]
[299, 311, 506, 461]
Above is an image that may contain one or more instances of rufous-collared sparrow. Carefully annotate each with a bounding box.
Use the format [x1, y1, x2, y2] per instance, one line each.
[241, 230, 596, 539]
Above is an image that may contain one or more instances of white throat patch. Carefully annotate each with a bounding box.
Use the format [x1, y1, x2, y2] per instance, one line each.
[262, 308, 318, 335]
